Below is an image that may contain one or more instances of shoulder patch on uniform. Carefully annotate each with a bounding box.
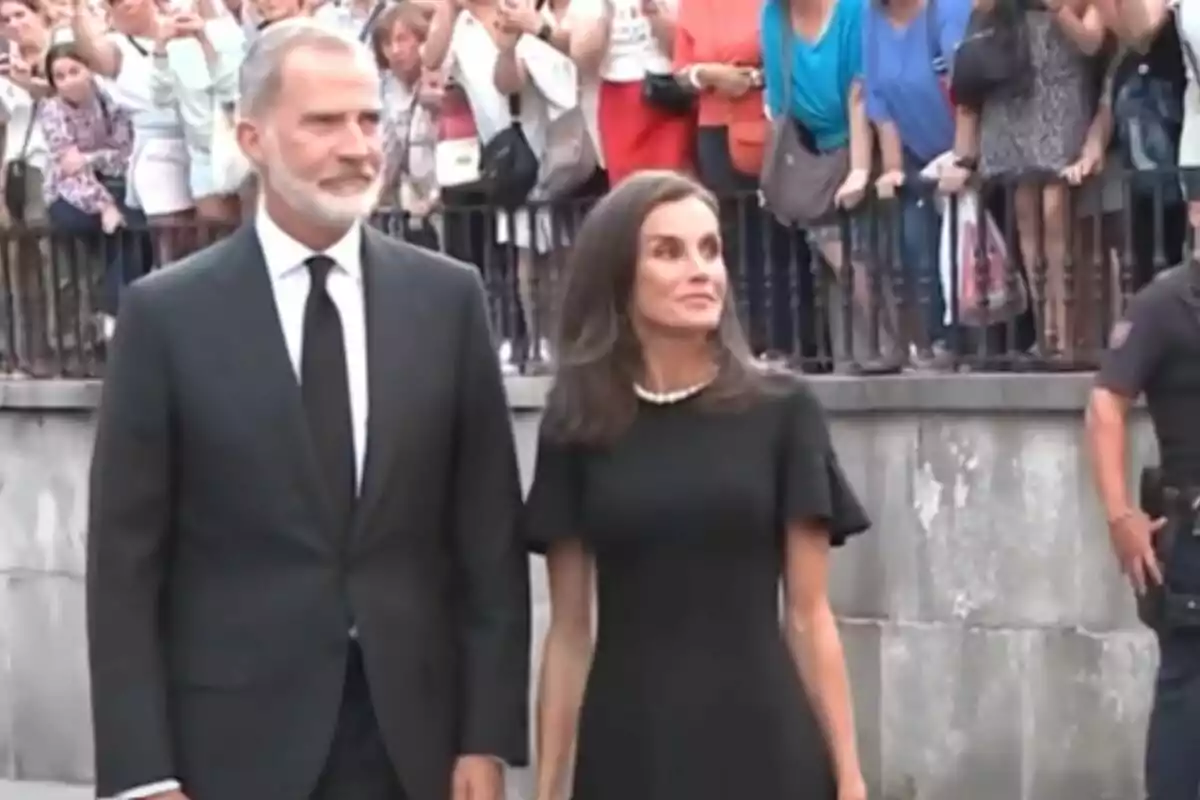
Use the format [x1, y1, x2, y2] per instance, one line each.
[1109, 320, 1133, 349]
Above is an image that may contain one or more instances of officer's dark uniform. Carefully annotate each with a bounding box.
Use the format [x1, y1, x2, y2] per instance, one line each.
[1097, 262, 1200, 800]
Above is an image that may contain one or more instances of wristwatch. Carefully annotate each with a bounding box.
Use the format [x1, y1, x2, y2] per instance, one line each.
[536, 21, 553, 41]
[953, 154, 978, 171]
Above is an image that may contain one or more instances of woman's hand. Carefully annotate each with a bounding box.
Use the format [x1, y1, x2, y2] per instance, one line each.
[410, 195, 440, 218]
[498, 0, 541, 35]
[696, 64, 755, 98]
[937, 160, 972, 195]
[2, 54, 35, 92]
[494, 17, 522, 50]
[172, 10, 206, 37]
[60, 146, 88, 176]
[874, 168, 905, 200]
[835, 167, 870, 209]
[1061, 144, 1103, 185]
[417, 70, 447, 108]
[100, 204, 125, 234]
[837, 772, 868, 800]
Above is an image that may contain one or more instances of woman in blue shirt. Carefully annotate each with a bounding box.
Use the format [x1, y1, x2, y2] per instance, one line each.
[861, 0, 971, 367]
[761, 0, 903, 371]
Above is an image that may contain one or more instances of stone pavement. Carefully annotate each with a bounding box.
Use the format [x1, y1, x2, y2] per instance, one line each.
[0, 780, 93, 799]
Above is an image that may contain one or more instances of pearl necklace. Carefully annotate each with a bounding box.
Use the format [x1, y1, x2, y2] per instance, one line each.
[632, 378, 714, 405]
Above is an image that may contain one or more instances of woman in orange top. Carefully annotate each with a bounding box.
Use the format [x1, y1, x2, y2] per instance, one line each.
[673, 0, 822, 366]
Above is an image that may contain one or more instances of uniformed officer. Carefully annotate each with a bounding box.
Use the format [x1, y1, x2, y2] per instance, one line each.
[1088, 262, 1200, 800]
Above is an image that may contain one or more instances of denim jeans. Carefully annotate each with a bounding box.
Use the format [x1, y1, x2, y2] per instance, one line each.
[896, 156, 947, 345]
[47, 197, 150, 317]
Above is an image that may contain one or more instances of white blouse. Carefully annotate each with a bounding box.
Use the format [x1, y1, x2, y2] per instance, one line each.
[565, 0, 675, 82]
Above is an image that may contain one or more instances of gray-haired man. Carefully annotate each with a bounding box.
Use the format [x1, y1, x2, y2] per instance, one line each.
[86, 19, 529, 800]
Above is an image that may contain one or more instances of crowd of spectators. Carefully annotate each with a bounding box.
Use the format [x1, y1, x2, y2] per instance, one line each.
[0, 0, 1196, 377]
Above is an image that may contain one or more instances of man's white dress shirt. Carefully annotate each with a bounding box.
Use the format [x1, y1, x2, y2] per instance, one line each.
[115, 207, 370, 800]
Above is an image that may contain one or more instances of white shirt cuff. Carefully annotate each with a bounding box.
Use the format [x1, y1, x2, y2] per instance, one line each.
[116, 778, 182, 798]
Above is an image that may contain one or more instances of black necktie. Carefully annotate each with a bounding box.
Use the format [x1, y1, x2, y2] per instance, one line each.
[301, 255, 356, 542]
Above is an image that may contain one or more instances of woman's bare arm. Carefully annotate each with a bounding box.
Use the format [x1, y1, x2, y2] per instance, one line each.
[568, 3, 610, 74]
[423, 0, 460, 69]
[71, 0, 121, 77]
[846, 80, 872, 174]
[783, 525, 865, 794]
[1053, 2, 1106, 55]
[535, 540, 595, 800]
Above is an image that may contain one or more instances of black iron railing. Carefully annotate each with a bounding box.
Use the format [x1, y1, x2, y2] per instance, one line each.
[0, 168, 1189, 379]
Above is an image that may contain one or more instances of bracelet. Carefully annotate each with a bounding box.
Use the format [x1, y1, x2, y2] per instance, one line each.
[685, 64, 704, 92]
[1107, 508, 1138, 526]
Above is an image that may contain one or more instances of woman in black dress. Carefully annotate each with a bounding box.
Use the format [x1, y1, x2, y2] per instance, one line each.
[524, 171, 871, 800]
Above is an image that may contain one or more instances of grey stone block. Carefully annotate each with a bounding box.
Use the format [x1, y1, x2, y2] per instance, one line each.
[0, 577, 13, 779]
[1023, 629, 1155, 800]
[0, 412, 90, 576]
[877, 416, 1094, 629]
[828, 417, 908, 620]
[6, 574, 92, 783]
[0, 379, 1176, 794]
[879, 625, 1028, 800]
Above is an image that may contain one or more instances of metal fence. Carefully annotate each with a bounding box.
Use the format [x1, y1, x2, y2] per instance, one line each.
[0, 168, 1188, 379]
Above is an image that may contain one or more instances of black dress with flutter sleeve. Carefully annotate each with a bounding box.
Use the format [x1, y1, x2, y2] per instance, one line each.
[523, 377, 870, 800]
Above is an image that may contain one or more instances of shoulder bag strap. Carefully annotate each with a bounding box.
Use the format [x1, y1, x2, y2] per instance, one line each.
[125, 34, 149, 57]
[19, 98, 39, 159]
[399, 90, 422, 174]
[358, 0, 386, 41]
[508, 89, 522, 127]
[778, 2, 794, 116]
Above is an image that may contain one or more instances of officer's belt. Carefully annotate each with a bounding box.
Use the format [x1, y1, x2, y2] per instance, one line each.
[1160, 485, 1200, 514]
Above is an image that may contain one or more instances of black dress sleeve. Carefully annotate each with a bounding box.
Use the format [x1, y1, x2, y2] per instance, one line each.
[779, 381, 871, 546]
[521, 420, 584, 555]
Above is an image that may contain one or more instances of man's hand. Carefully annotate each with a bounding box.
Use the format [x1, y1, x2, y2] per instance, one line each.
[1109, 508, 1166, 594]
[452, 754, 504, 800]
[144, 791, 189, 800]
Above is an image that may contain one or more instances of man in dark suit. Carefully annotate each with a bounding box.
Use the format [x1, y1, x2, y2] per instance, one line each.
[86, 18, 530, 800]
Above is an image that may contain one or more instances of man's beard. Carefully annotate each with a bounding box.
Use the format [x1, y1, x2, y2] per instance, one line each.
[261, 144, 381, 228]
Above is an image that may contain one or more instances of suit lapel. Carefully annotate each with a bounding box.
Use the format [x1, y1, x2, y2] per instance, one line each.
[353, 228, 428, 539]
[219, 224, 336, 545]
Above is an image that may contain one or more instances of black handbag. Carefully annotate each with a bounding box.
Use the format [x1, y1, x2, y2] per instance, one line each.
[478, 93, 539, 208]
[4, 99, 40, 223]
[951, 1, 1033, 109]
[642, 71, 696, 115]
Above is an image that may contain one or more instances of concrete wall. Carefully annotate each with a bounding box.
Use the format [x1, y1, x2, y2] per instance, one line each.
[0, 375, 1163, 800]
